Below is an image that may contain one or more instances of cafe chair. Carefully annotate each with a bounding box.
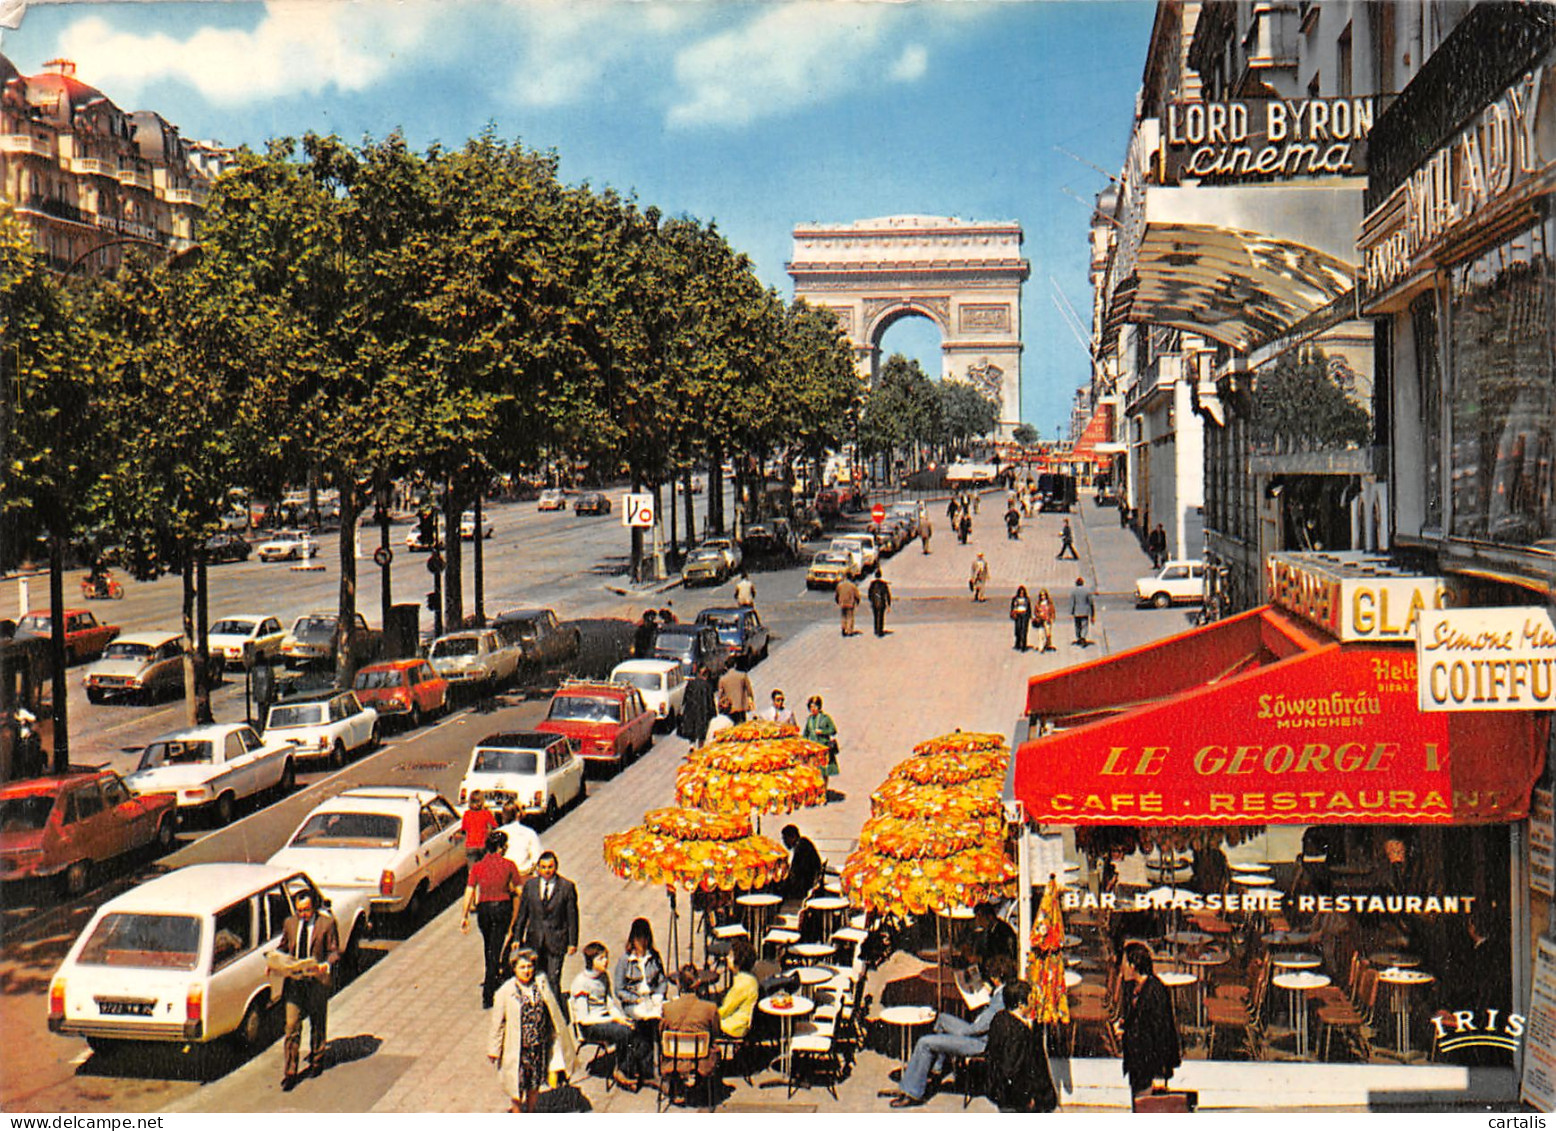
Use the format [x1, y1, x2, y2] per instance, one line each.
[657, 1029, 716, 1112]
[788, 1020, 842, 1100]
[950, 1049, 987, 1109]
[715, 1031, 755, 1087]
[1206, 964, 1268, 1059]
[1318, 968, 1379, 1062]
[570, 1018, 618, 1092]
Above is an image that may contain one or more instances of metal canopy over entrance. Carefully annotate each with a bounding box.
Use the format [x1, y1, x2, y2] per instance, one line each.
[787, 215, 1030, 438]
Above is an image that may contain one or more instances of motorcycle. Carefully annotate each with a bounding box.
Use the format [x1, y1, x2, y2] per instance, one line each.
[80, 573, 124, 600]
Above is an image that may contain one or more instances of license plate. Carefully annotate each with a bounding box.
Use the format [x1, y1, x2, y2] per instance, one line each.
[96, 998, 155, 1016]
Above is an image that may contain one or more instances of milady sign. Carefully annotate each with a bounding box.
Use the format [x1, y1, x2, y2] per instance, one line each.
[1162, 97, 1373, 182]
[1417, 606, 1556, 712]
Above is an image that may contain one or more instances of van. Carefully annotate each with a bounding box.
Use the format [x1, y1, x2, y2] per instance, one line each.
[48, 863, 371, 1053]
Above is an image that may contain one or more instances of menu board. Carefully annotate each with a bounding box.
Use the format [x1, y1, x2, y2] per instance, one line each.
[1520, 935, 1556, 1111]
[1534, 789, 1554, 898]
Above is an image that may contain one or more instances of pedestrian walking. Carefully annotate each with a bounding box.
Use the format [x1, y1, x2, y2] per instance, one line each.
[1057, 518, 1078, 560]
[461, 828, 522, 1008]
[717, 665, 755, 723]
[946, 496, 961, 524]
[1119, 501, 1131, 528]
[1010, 585, 1032, 651]
[678, 665, 716, 742]
[866, 569, 893, 636]
[733, 572, 756, 608]
[958, 510, 972, 544]
[1116, 941, 1182, 1105]
[514, 851, 579, 1012]
[488, 947, 555, 1113]
[919, 515, 932, 554]
[1069, 576, 1096, 646]
[461, 791, 498, 865]
[1035, 588, 1057, 652]
[802, 695, 839, 779]
[835, 574, 861, 637]
[1004, 503, 1021, 540]
[277, 889, 340, 1090]
[985, 980, 1059, 1113]
[1148, 523, 1168, 568]
[760, 687, 798, 726]
[969, 552, 989, 602]
[632, 609, 658, 658]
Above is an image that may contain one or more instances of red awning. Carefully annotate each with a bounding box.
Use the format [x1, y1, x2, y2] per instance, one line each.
[1070, 403, 1115, 463]
[1015, 606, 1547, 827]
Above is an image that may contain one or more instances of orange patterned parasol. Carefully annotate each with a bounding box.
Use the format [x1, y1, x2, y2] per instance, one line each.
[602, 807, 790, 892]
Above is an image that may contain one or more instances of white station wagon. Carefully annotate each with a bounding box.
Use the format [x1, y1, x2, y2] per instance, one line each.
[1134, 559, 1207, 608]
[267, 788, 467, 918]
[264, 691, 380, 768]
[459, 731, 583, 824]
[125, 723, 297, 827]
[48, 863, 370, 1053]
[207, 614, 286, 670]
[609, 658, 687, 731]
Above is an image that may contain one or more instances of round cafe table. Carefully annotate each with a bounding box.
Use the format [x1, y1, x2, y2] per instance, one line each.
[879, 1004, 937, 1065]
[1166, 929, 1210, 950]
[1272, 971, 1331, 1058]
[787, 941, 837, 966]
[1270, 951, 1322, 971]
[1231, 874, 1276, 888]
[1158, 970, 1198, 1029]
[759, 994, 814, 1081]
[1370, 951, 1421, 969]
[737, 892, 783, 944]
[1184, 949, 1230, 1030]
[1262, 930, 1315, 948]
[1064, 969, 1084, 990]
[1231, 862, 1271, 874]
[793, 966, 834, 988]
[805, 895, 850, 938]
[1378, 968, 1435, 1061]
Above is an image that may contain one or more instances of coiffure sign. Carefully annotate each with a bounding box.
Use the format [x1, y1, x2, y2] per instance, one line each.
[1162, 97, 1373, 183]
[1417, 607, 1556, 712]
[1266, 553, 1449, 643]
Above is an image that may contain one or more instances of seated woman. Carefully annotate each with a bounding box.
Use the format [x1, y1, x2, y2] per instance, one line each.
[569, 941, 654, 1091]
[614, 917, 669, 1010]
[717, 938, 760, 1040]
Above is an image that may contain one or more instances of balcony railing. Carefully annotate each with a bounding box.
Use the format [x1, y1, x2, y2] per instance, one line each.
[72, 156, 116, 178]
[18, 195, 87, 225]
[0, 133, 54, 158]
[117, 167, 155, 191]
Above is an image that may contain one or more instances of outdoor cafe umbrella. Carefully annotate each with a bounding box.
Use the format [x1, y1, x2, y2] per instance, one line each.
[888, 747, 1009, 787]
[706, 719, 803, 744]
[603, 806, 790, 967]
[911, 730, 1009, 757]
[678, 733, 830, 829]
[870, 774, 1004, 825]
[1028, 877, 1071, 1025]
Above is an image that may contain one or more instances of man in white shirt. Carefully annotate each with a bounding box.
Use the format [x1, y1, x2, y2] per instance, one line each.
[759, 688, 797, 726]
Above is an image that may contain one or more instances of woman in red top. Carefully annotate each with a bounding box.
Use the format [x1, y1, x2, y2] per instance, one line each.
[460, 829, 521, 1008]
[461, 792, 498, 864]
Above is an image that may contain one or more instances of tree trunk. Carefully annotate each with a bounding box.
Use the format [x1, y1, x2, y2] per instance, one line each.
[442, 480, 464, 631]
[630, 471, 644, 583]
[180, 555, 198, 729]
[378, 493, 393, 637]
[652, 481, 665, 576]
[48, 533, 68, 773]
[709, 451, 724, 535]
[336, 479, 361, 686]
[472, 491, 486, 626]
[194, 551, 213, 725]
[683, 467, 697, 547]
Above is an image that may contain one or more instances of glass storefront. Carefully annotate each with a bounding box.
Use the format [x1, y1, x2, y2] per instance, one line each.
[1447, 215, 1556, 550]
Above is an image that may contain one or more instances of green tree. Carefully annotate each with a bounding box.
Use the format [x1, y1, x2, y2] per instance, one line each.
[935, 379, 999, 452]
[860, 353, 938, 464]
[1012, 422, 1038, 446]
[1251, 347, 1371, 453]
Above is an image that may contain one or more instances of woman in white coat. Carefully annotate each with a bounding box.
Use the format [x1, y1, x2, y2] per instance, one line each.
[488, 948, 554, 1112]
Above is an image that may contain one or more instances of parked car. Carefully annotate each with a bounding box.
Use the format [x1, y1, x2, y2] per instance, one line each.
[207, 615, 286, 670]
[694, 606, 770, 670]
[352, 659, 448, 729]
[536, 489, 567, 512]
[459, 513, 494, 540]
[1135, 560, 1207, 608]
[255, 530, 319, 562]
[82, 632, 187, 705]
[263, 690, 379, 769]
[459, 731, 584, 822]
[428, 629, 520, 692]
[47, 864, 370, 1053]
[681, 546, 731, 588]
[573, 492, 612, 515]
[280, 612, 382, 669]
[740, 522, 801, 564]
[608, 658, 687, 731]
[0, 769, 177, 895]
[125, 723, 297, 827]
[815, 488, 842, 519]
[267, 788, 466, 918]
[203, 533, 252, 564]
[836, 532, 879, 571]
[806, 551, 854, 590]
[886, 502, 922, 538]
[491, 608, 583, 676]
[19, 608, 119, 665]
[404, 523, 439, 551]
[536, 680, 656, 775]
[698, 536, 743, 573]
[651, 622, 728, 678]
[826, 540, 866, 577]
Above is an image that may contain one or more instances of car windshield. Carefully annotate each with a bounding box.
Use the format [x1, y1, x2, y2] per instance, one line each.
[547, 696, 621, 723]
[688, 550, 722, 563]
[138, 739, 214, 769]
[267, 704, 325, 729]
[432, 637, 479, 657]
[18, 614, 49, 633]
[354, 669, 404, 691]
[472, 748, 540, 775]
[293, 617, 334, 639]
[78, 912, 201, 970]
[701, 613, 740, 629]
[210, 619, 257, 636]
[0, 794, 55, 833]
[814, 553, 847, 566]
[654, 636, 692, 658]
[612, 671, 662, 693]
[102, 641, 155, 660]
[289, 811, 401, 848]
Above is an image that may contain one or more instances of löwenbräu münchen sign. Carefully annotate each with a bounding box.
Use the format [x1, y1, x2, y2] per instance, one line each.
[1162, 97, 1374, 183]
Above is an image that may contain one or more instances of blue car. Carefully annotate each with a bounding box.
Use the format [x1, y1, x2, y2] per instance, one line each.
[694, 606, 770, 671]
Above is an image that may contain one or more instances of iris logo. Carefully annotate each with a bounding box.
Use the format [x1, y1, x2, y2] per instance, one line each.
[1430, 1008, 1524, 1053]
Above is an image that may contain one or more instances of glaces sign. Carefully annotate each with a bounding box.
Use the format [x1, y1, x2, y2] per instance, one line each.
[1163, 97, 1373, 183]
[1266, 554, 1449, 643]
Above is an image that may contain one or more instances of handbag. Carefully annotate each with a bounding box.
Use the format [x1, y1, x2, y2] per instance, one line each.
[1132, 1087, 1197, 1113]
[824, 737, 840, 777]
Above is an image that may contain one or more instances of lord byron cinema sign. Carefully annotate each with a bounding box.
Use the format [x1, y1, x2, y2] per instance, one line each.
[1162, 96, 1373, 183]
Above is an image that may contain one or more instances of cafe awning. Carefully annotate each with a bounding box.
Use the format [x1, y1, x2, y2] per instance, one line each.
[1015, 606, 1547, 827]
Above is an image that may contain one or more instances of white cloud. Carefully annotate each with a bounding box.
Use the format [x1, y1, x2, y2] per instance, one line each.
[889, 43, 927, 83]
[54, 1, 437, 106]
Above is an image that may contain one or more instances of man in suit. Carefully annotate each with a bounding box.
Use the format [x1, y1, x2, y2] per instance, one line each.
[660, 965, 721, 1090]
[514, 850, 579, 1013]
[777, 824, 821, 901]
[717, 665, 755, 724]
[279, 889, 340, 1090]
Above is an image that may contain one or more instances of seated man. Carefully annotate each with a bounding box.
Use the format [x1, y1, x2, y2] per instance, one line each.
[890, 954, 1015, 1107]
[964, 902, 1018, 969]
[660, 965, 720, 1088]
[775, 825, 821, 902]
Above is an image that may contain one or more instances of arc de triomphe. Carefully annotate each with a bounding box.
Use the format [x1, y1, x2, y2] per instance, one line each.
[787, 215, 1030, 437]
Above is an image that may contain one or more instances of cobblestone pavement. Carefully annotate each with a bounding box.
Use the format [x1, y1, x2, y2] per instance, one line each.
[166, 496, 1172, 1114]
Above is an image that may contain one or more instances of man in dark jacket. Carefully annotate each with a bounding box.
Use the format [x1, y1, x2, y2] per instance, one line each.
[1117, 941, 1181, 1101]
[866, 569, 893, 636]
[514, 851, 579, 1012]
[776, 824, 821, 900]
[985, 979, 1057, 1113]
[678, 665, 716, 743]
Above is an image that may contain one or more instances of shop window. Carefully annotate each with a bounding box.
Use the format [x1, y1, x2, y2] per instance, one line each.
[1447, 217, 1555, 548]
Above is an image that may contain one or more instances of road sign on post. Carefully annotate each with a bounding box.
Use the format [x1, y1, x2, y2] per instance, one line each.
[871, 503, 886, 524]
[623, 493, 655, 528]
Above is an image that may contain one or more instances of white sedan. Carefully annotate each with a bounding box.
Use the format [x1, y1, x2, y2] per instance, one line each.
[255, 530, 319, 562]
[1134, 560, 1207, 608]
[267, 787, 467, 917]
[207, 614, 286, 669]
[460, 514, 494, 540]
[610, 658, 687, 730]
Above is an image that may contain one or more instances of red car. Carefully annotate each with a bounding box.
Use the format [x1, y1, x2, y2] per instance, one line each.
[352, 658, 449, 729]
[18, 609, 120, 664]
[536, 679, 655, 775]
[0, 768, 177, 895]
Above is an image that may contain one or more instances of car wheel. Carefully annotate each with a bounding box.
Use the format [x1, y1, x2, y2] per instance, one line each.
[61, 858, 91, 898]
[759, 641, 769, 661]
[1152, 592, 1172, 609]
[86, 689, 104, 705]
[155, 815, 176, 853]
[279, 759, 296, 794]
[409, 705, 423, 730]
[545, 797, 559, 825]
[235, 997, 272, 1051]
[368, 722, 381, 751]
[215, 792, 237, 826]
[330, 740, 346, 770]
[337, 923, 363, 984]
[406, 881, 429, 923]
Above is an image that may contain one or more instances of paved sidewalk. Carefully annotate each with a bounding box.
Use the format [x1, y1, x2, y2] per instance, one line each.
[165, 497, 1159, 1115]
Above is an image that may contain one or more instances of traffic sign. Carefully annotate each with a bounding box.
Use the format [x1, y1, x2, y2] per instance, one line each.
[427, 551, 445, 574]
[623, 493, 656, 529]
[373, 545, 393, 569]
[871, 503, 886, 523]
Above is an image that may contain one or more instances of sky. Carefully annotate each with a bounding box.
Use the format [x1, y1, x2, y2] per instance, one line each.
[1, 0, 1155, 437]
